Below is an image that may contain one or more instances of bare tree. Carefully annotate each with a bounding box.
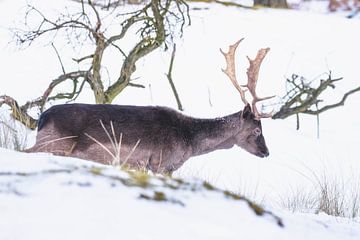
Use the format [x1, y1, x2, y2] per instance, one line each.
[1, 0, 359, 135]
[0, 0, 189, 128]
[272, 72, 360, 130]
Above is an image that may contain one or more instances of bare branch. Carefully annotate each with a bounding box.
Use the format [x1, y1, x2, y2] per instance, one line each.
[105, 0, 176, 103]
[108, 42, 127, 58]
[105, 10, 150, 47]
[166, 44, 183, 111]
[88, 0, 102, 33]
[13, 4, 95, 46]
[272, 72, 359, 119]
[128, 82, 145, 88]
[72, 54, 94, 63]
[0, 95, 37, 130]
[41, 71, 89, 105]
[0, 69, 90, 130]
[6, 0, 190, 129]
[51, 43, 66, 74]
[305, 86, 360, 115]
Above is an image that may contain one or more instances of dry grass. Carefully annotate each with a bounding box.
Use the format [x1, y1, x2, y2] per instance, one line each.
[0, 116, 28, 151]
[233, 178, 265, 207]
[279, 187, 318, 213]
[315, 173, 360, 218]
[85, 120, 141, 169]
[279, 167, 360, 219]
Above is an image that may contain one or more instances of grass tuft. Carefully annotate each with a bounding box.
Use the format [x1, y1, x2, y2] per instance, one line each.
[279, 168, 360, 219]
[85, 120, 141, 169]
[0, 116, 28, 151]
[89, 167, 103, 175]
[128, 171, 151, 188]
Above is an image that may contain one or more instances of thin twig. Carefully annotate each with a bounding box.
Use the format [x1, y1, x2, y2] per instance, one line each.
[123, 139, 141, 166]
[51, 43, 66, 74]
[165, 44, 183, 111]
[85, 132, 115, 159]
[37, 136, 78, 151]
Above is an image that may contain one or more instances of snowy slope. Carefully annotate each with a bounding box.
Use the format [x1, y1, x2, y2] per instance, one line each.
[1, 0, 360, 239]
[0, 148, 359, 240]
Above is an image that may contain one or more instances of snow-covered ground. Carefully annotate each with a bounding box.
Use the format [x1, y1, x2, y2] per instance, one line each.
[1, 148, 359, 240]
[1, 0, 360, 239]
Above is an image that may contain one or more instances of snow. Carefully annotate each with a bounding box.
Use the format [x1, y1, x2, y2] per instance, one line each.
[1, 0, 360, 239]
[1, 148, 359, 240]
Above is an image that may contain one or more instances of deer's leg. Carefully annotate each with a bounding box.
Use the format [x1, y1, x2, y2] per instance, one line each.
[147, 150, 165, 174]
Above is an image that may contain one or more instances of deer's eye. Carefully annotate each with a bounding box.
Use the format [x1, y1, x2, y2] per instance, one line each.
[253, 128, 261, 136]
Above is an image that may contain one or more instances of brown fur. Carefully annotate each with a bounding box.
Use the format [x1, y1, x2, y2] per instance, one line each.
[25, 103, 269, 175]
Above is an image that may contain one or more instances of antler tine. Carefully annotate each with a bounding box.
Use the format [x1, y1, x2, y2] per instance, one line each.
[220, 38, 248, 105]
[245, 47, 275, 119]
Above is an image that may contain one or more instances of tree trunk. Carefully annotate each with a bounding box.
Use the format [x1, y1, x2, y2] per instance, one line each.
[254, 0, 288, 8]
[91, 33, 106, 104]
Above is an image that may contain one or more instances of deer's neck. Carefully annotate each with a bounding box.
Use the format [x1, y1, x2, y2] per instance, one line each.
[188, 112, 241, 157]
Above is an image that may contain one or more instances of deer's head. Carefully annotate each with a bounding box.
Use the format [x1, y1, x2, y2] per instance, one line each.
[235, 104, 269, 158]
[221, 38, 274, 158]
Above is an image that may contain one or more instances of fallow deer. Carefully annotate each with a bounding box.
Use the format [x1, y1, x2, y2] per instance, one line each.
[26, 38, 274, 175]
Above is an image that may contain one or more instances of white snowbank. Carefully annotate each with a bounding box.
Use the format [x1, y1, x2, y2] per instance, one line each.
[1, 148, 359, 240]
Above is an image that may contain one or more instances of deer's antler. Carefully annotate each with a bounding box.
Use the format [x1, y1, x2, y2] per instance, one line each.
[245, 48, 275, 119]
[220, 38, 248, 106]
[221, 39, 274, 120]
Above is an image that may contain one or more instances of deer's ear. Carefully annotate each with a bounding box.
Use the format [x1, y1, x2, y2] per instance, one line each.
[242, 104, 252, 119]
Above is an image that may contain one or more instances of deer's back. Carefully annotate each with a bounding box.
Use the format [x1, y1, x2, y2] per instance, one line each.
[38, 103, 192, 147]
